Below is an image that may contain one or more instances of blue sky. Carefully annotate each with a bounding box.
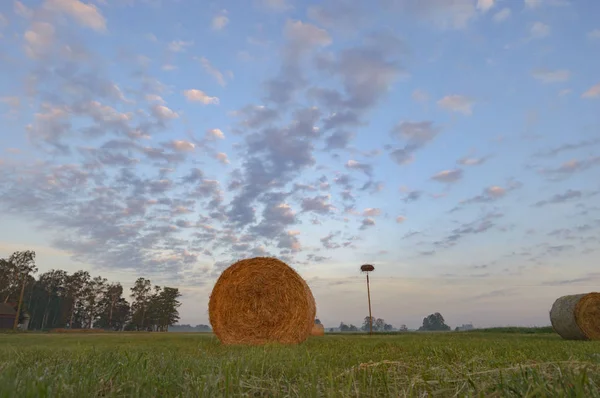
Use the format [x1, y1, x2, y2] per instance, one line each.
[0, 0, 599, 329]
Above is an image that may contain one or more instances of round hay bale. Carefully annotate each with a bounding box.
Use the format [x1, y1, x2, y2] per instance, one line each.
[311, 323, 325, 336]
[549, 292, 600, 341]
[209, 257, 316, 345]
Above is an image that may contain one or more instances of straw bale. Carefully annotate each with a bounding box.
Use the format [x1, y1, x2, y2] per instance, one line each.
[549, 292, 600, 341]
[209, 257, 316, 345]
[311, 323, 325, 336]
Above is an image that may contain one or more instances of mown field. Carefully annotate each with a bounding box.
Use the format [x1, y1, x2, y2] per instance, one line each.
[1, 331, 599, 397]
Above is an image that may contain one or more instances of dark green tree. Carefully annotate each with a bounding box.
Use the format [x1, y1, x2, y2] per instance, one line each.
[418, 312, 451, 331]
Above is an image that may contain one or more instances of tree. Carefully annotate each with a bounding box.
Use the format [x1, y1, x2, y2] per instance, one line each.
[8, 251, 37, 329]
[157, 287, 181, 331]
[106, 283, 124, 329]
[37, 269, 68, 329]
[315, 318, 322, 325]
[362, 316, 375, 332]
[0, 258, 18, 303]
[130, 278, 152, 330]
[65, 271, 91, 329]
[419, 312, 451, 331]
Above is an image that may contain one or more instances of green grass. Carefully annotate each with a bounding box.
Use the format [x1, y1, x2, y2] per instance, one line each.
[1, 332, 599, 397]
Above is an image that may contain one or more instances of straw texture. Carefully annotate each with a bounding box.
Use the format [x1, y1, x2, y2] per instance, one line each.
[209, 257, 316, 345]
[549, 292, 600, 341]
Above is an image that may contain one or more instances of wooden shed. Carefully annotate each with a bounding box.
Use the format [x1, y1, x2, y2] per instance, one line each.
[0, 303, 17, 330]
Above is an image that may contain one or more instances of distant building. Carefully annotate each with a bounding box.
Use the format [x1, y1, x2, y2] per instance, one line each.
[0, 303, 17, 330]
[456, 323, 474, 331]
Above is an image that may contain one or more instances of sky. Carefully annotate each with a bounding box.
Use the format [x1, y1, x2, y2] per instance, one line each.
[0, 0, 599, 330]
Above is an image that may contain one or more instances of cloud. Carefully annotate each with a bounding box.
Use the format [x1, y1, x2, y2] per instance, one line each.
[307, 0, 368, 32]
[389, 121, 441, 165]
[206, 128, 225, 140]
[256, 0, 292, 12]
[345, 160, 372, 176]
[539, 157, 600, 179]
[459, 183, 522, 206]
[183, 89, 220, 104]
[197, 57, 227, 86]
[457, 155, 490, 166]
[24, 22, 56, 59]
[403, 190, 423, 203]
[476, 0, 495, 13]
[431, 169, 463, 183]
[212, 12, 229, 30]
[435, 212, 503, 248]
[582, 83, 600, 99]
[492, 8, 511, 22]
[533, 189, 582, 207]
[284, 19, 332, 51]
[152, 104, 179, 120]
[411, 89, 429, 102]
[301, 195, 335, 214]
[363, 208, 381, 217]
[216, 152, 230, 164]
[525, 0, 542, 8]
[168, 40, 194, 52]
[437, 95, 475, 115]
[380, 0, 479, 30]
[530, 22, 550, 39]
[531, 69, 570, 83]
[360, 217, 375, 230]
[14, 1, 34, 19]
[534, 138, 600, 157]
[167, 140, 195, 152]
[588, 29, 600, 40]
[325, 131, 354, 150]
[44, 0, 107, 32]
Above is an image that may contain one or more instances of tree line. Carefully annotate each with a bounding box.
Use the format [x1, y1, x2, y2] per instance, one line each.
[1, 250, 182, 331]
[327, 312, 452, 332]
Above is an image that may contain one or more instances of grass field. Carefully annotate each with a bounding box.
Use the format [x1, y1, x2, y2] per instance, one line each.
[1, 331, 599, 397]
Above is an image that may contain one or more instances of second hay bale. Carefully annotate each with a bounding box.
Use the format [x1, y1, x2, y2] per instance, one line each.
[209, 257, 316, 345]
[549, 292, 600, 341]
[311, 323, 325, 336]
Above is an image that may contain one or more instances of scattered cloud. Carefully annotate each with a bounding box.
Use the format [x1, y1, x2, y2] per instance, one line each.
[588, 29, 600, 40]
[533, 189, 583, 207]
[437, 95, 476, 115]
[216, 152, 230, 164]
[431, 169, 464, 184]
[582, 83, 600, 99]
[525, 0, 542, 8]
[530, 22, 550, 39]
[44, 0, 107, 32]
[411, 89, 429, 102]
[212, 11, 229, 30]
[197, 57, 227, 86]
[492, 8, 511, 22]
[476, 0, 496, 13]
[168, 40, 193, 52]
[256, 0, 292, 12]
[183, 89, 220, 104]
[206, 128, 225, 140]
[389, 121, 441, 165]
[531, 69, 570, 83]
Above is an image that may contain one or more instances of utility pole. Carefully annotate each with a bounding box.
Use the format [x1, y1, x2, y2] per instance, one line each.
[360, 264, 375, 336]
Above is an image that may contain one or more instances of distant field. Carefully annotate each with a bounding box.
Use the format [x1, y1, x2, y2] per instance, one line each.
[1, 332, 599, 397]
